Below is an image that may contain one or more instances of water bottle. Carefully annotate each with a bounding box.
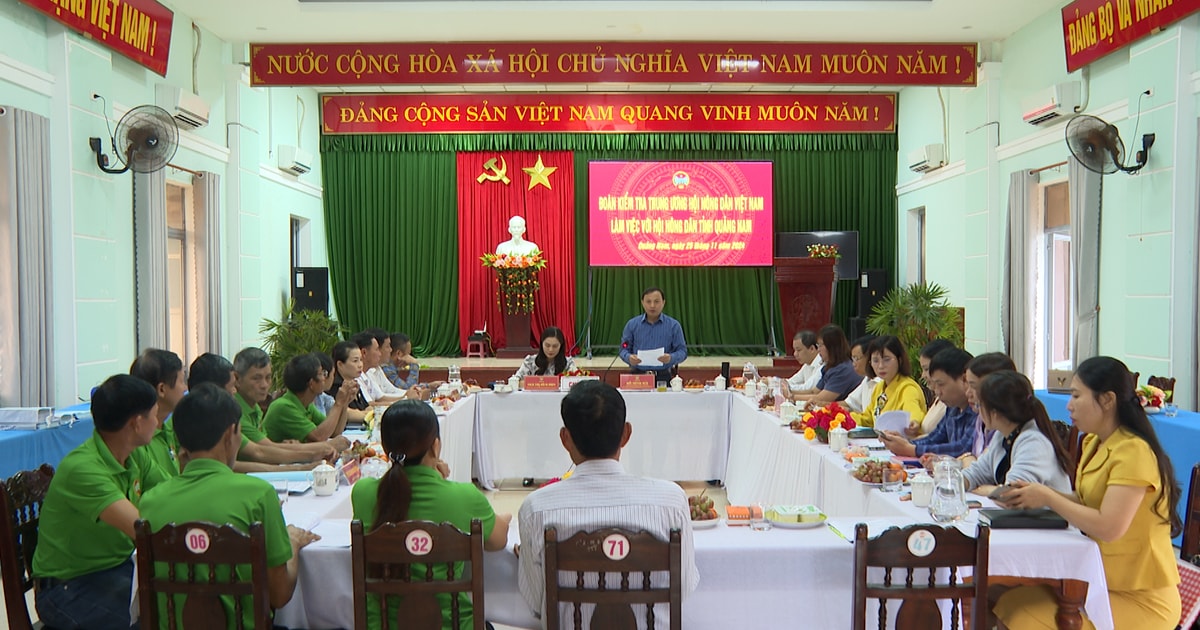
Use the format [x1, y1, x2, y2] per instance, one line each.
[930, 458, 968, 523]
[448, 364, 461, 384]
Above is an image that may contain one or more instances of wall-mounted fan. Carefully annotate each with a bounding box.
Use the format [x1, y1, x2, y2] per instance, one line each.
[89, 105, 179, 174]
[1065, 114, 1155, 175]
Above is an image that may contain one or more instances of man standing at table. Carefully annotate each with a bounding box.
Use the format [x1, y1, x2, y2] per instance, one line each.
[138, 383, 319, 626]
[619, 287, 688, 381]
[516, 381, 699, 624]
[33, 374, 167, 629]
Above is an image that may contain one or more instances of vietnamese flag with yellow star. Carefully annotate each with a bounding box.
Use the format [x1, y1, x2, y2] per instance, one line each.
[456, 151, 576, 353]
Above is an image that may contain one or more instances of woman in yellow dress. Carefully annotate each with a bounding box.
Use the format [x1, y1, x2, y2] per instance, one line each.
[995, 356, 1182, 629]
[851, 335, 926, 428]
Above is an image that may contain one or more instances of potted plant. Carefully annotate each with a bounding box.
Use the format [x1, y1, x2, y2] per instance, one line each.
[259, 301, 347, 391]
[865, 283, 964, 378]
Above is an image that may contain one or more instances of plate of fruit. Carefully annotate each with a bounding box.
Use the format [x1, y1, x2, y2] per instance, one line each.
[683, 379, 706, 392]
[851, 459, 906, 487]
[688, 490, 720, 529]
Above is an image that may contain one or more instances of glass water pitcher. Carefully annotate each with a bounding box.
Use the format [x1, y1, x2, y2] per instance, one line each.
[930, 457, 968, 523]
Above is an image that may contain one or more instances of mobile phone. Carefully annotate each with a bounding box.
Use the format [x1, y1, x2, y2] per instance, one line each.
[988, 485, 1014, 501]
[966, 500, 983, 509]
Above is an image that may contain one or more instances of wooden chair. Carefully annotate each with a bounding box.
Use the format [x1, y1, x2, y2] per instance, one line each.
[1147, 376, 1176, 403]
[1183, 463, 1200, 565]
[852, 522, 989, 630]
[351, 519, 485, 630]
[134, 520, 272, 630]
[0, 464, 54, 630]
[544, 527, 682, 630]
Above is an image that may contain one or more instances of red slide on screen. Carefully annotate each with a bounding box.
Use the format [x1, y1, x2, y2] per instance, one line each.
[588, 162, 773, 267]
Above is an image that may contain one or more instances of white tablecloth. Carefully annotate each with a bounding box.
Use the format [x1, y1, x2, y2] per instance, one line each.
[473, 390, 731, 489]
[275, 392, 1114, 630]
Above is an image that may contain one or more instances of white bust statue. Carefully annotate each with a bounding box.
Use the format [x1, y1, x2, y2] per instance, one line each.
[496, 216, 539, 256]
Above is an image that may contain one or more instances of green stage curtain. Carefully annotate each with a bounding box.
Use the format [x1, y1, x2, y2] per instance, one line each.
[322, 133, 896, 357]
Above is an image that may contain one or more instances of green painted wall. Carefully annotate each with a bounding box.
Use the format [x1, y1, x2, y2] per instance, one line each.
[0, 0, 326, 405]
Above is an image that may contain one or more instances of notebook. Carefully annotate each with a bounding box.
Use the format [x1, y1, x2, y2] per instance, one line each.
[978, 508, 1068, 529]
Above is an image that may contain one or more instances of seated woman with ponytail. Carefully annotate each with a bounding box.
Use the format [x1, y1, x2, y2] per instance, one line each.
[351, 400, 512, 630]
[961, 370, 1072, 497]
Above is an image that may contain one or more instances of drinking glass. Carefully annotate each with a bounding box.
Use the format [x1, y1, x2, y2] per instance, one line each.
[1164, 403, 1178, 417]
[881, 469, 905, 493]
[749, 502, 772, 531]
[273, 480, 290, 504]
[656, 381, 668, 392]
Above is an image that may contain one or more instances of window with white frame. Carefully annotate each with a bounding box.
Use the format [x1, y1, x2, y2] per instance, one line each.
[1034, 181, 1073, 380]
[165, 180, 205, 366]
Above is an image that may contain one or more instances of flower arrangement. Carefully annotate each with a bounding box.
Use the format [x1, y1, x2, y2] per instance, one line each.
[480, 251, 547, 314]
[807, 243, 841, 259]
[1136, 384, 1169, 409]
[561, 368, 594, 377]
[791, 402, 856, 443]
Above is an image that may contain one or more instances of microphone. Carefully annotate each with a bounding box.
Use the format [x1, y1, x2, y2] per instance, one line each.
[602, 342, 628, 386]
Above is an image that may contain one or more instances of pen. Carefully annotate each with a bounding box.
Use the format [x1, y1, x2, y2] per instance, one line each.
[827, 523, 851, 544]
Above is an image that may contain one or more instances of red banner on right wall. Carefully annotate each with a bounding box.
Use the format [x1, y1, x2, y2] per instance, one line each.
[1062, 0, 1200, 72]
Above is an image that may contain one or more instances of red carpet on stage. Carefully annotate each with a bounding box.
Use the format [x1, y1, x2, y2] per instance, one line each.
[456, 151, 576, 354]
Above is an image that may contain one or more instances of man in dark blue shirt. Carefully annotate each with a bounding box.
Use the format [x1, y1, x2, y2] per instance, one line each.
[879, 348, 978, 458]
[618, 286, 687, 381]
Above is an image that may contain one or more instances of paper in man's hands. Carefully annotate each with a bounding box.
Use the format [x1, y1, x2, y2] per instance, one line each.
[635, 348, 666, 367]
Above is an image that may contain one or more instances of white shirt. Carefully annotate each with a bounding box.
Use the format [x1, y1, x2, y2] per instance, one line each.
[843, 376, 880, 413]
[518, 458, 700, 629]
[365, 366, 405, 397]
[355, 372, 385, 403]
[787, 354, 824, 391]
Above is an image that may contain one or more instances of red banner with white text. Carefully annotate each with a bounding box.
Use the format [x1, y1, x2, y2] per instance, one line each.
[1062, 0, 1200, 72]
[253, 42, 975, 86]
[18, 0, 173, 76]
[323, 93, 896, 134]
[456, 152, 576, 354]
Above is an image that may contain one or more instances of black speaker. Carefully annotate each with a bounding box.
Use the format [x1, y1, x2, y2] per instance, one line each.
[292, 267, 329, 315]
[858, 268, 888, 318]
[848, 317, 868, 343]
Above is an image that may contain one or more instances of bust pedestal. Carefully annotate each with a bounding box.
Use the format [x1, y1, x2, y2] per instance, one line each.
[497, 313, 535, 358]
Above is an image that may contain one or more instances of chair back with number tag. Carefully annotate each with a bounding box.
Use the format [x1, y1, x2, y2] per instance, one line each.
[0, 464, 54, 630]
[1183, 463, 1200, 565]
[350, 519, 485, 630]
[852, 523, 989, 630]
[134, 520, 272, 630]
[1177, 557, 1200, 629]
[543, 527, 682, 630]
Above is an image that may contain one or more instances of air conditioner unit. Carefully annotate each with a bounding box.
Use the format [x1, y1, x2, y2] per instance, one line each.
[277, 144, 312, 176]
[1022, 82, 1081, 126]
[155, 84, 209, 130]
[908, 143, 946, 174]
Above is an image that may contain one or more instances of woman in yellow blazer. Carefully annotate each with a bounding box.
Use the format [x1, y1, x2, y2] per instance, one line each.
[996, 356, 1182, 630]
[851, 335, 927, 428]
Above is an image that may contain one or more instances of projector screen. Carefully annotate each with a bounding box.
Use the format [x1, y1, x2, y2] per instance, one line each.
[588, 161, 774, 267]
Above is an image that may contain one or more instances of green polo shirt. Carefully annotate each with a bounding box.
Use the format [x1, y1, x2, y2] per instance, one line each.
[351, 465, 496, 630]
[236, 392, 268, 444]
[139, 458, 292, 630]
[141, 418, 181, 479]
[263, 390, 324, 443]
[32, 431, 167, 580]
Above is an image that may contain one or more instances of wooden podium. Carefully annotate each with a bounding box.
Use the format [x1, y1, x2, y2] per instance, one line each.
[774, 257, 836, 365]
[497, 312, 535, 358]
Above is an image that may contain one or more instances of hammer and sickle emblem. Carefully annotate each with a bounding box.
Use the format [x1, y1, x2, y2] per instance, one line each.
[477, 156, 511, 184]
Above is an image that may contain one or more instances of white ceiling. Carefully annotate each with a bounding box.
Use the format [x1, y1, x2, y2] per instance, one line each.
[170, 0, 1061, 45]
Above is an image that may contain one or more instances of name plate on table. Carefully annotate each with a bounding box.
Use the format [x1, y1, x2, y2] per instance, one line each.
[560, 375, 600, 391]
[523, 376, 561, 391]
[619, 374, 655, 390]
[340, 458, 361, 485]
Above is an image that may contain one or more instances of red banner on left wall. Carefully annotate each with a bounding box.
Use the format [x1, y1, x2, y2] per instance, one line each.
[18, 0, 173, 76]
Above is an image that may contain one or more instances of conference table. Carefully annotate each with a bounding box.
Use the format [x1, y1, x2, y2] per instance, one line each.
[1036, 390, 1198, 534]
[276, 393, 1114, 630]
[0, 403, 94, 480]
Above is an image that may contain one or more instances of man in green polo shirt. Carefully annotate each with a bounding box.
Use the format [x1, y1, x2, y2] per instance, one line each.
[189, 352, 336, 472]
[263, 353, 351, 443]
[139, 382, 320, 628]
[233, 347, 350, 457]
[129, 348, 188, 479]
[33, 374, 166, 630]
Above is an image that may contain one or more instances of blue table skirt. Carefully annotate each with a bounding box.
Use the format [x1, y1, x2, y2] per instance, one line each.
[0, 416, 93, 480]
[1036, 390, 1195, 539]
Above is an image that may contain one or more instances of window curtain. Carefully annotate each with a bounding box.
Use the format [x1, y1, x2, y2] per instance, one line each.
[195, 172, 222, 354]
[1069, 157, 1102, 364]
[1002, 170, 1037, 373]
[0, 107, 54, 406]
[322, 133, 897, 356]
[134, 169, 168, 351]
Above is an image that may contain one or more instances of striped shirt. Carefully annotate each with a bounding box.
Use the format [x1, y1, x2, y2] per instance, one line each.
[619, 314, 688, 371]
[518, 459, 699, 629]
